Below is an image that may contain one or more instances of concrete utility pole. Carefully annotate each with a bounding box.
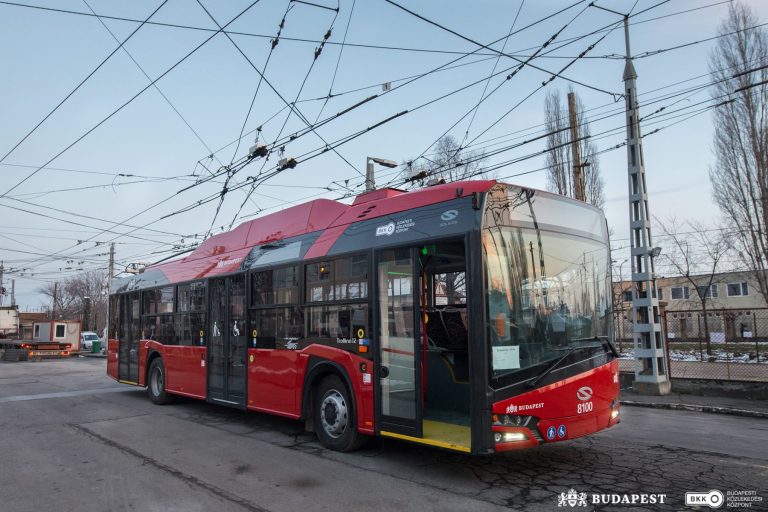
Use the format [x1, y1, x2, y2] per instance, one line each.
[106, 243, 115, 339]
[11, 279, 15, 306]
[567, 92, 585, 201]
[83, 296, 91, 332]
[52, 282, 58, 319]
[593, 3, 670, 395]
[108, 243, 115, 282]
[0, 260, 4, 306]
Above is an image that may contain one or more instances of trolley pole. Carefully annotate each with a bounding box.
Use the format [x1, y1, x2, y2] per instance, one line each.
[594, 4, 670, 395]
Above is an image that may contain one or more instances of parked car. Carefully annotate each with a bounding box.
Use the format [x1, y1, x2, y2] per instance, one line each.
[80, 332, 101, 351]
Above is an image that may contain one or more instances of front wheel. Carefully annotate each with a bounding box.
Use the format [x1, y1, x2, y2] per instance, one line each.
[313, 375, 366, 452]
[147, 357, 175, 405]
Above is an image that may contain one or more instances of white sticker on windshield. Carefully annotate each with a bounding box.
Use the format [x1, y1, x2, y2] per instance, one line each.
[492, 345, 520, 370]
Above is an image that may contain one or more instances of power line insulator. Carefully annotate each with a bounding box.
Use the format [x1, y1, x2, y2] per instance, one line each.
[278, 157, 297, 170]
[249, 143, 268, 158]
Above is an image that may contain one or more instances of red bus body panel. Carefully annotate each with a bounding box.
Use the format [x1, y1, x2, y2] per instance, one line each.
[106, 338, 118, 380]
[247, 345, 375, 434]
[492, 360, 620, 451]
[248, 348, 301, 417]
[163, 346, 207, 398]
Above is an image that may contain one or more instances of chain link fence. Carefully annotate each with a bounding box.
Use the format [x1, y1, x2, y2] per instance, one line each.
[616, 308, 768, 382]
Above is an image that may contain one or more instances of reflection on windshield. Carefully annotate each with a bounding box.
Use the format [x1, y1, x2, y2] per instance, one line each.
[483, 186, 611, 380]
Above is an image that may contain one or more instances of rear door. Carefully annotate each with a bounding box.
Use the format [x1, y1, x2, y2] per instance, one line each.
[118, 292, 140, 383]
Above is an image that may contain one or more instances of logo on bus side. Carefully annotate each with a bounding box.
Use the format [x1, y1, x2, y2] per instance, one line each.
[505, 402, 544, 414]
[576, 386, 593, 401]
[440, 209, 458, 221]
[375, 222, 395, 237]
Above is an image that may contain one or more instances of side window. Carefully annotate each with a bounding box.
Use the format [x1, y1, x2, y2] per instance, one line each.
[249, 266, 302, 349]
[252, 266, 299, 305]
[142, 287, 176, 344]
[34, 324, 40, 338]
[55, 324, 66, 338]
[176, 281, 206, 345]
[334, 255, 368, 300]
[306, 304, 368, 340]
[306, 261, 333, 302]
[306, 255, 369, 302]
[249, 307, 303, 350]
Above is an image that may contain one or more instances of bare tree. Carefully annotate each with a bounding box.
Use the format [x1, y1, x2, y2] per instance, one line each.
[407, 135, 489, 185]
[656, 219, 732, 358]
[38, 270, 109, 333]
[543, 87, 605, 209]
[709, 2, 768, 304]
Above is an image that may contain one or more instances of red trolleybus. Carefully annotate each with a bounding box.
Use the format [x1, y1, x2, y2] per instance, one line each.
[107, 181, 620, 454]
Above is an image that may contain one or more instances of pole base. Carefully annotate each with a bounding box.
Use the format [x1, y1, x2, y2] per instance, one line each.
[632, 379, 671, 396]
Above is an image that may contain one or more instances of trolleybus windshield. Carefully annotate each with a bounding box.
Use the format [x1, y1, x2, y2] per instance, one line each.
[483, 186, 612, 387]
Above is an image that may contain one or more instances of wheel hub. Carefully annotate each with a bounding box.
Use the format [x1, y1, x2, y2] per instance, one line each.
[320, 391, 348, 439]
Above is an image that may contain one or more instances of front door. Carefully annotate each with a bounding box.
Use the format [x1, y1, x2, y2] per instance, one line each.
[376, 247, 422, 437]
[207, 275, 247, 406]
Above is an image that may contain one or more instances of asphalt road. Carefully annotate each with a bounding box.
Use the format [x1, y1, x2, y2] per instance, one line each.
[0, 358, 766, 512]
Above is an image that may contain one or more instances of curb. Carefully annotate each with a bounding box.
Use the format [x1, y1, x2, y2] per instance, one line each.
[621, 400, 768, 419]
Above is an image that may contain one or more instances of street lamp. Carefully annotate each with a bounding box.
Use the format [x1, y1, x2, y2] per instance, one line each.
[365, 157, 398, 192]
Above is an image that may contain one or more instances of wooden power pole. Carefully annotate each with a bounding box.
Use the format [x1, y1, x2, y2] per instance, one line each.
[567, 91, 585, 201]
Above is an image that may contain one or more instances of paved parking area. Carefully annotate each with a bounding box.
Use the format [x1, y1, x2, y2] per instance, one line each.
[1, 358, 766, 511]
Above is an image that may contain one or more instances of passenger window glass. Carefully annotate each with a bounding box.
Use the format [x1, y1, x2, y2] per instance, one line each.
[434, 272, 466, 305]
[252, 267, 299, 305]
[143, 287, 174, 314]
[306, 261, 334, 302]
[335, 255, 368, 300]
[178, 281, 205, 312]
[305, 304, 368, 340]
[249, 307, 304, 349]
[306, 255, 369, 302]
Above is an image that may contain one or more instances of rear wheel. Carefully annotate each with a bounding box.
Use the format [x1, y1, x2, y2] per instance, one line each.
[313, 375, 366, 452]
[147, 357, 175, 405]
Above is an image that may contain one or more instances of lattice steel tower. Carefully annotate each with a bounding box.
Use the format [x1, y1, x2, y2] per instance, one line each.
[621, 15, 671, 395]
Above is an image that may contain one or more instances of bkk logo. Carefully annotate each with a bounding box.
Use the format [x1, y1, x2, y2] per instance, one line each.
[375, 222, 396, 237]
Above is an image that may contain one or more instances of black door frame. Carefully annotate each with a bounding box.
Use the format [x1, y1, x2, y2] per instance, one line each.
[206, 274, 247, 408]
[374, 246, 424, 438]
[118, 291, 141, 384]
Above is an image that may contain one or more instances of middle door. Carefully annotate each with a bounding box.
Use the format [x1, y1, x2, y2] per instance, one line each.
[208, 275, 247, 406]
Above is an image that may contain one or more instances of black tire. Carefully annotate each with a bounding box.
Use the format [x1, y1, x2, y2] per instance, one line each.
[147, 357, 175, 405]
[313, 375, 366, 452]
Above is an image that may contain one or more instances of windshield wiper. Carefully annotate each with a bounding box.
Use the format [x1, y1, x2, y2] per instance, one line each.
[571, 336, 619, 358]
[526, 347, 578, 388]
[525, 337, 618, 389]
